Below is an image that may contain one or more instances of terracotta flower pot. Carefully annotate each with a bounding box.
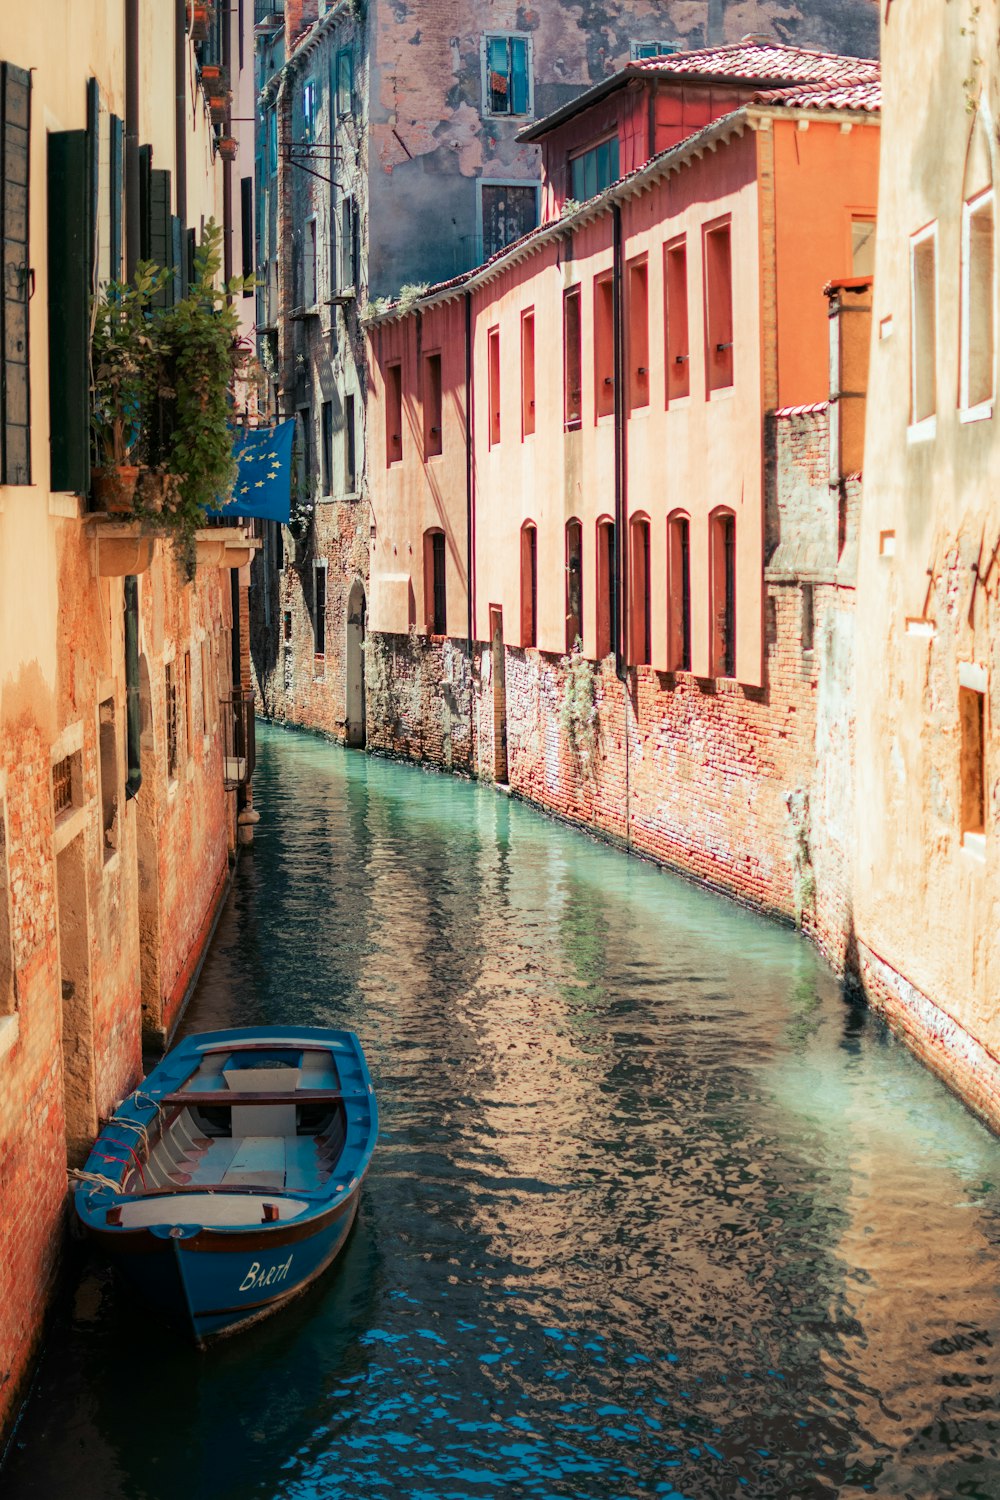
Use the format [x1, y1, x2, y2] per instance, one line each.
[188, 2, 212, 42]
[207, 91, 230, 123]
[215, 135, 238, 161]
[92, 465, 141, 515]
[199, 63, 222, 85]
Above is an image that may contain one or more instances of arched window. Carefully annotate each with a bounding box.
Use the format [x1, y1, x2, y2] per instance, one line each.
[629, 515, 651, 665]
[565, 519, 583, 651]
[520, 522, 537, 647]
[667, 511, 691, 672]
[595, 517, 616, 660]
[710, 509, 736, 678]
[424, 528, 446, 635]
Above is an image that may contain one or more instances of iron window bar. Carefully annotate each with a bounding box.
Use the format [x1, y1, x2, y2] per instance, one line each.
[221, 687, 256, 790]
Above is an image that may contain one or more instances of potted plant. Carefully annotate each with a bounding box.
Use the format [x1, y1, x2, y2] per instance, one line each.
[199, 63, 223, 87]
[208, 88, 231, 124]
[215, 133, 238, 162]
[188, 1, 212, 42]
[145, 221, 252, 578]
[90, 263, 168, 514]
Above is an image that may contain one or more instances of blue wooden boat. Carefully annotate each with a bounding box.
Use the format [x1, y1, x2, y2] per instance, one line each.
[73, 1026, 378, 1344]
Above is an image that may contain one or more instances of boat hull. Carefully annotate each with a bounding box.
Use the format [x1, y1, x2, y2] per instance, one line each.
[94, 1190, 360, 1343]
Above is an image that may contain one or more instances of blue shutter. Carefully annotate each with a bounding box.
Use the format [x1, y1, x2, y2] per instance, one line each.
[510, 38, 529, 115]
[1, 61, 31, 485]
[487, 37, 509, 113]
[110, 114, 124, 282]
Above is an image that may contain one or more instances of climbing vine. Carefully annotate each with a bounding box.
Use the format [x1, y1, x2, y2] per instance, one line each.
[559, 643, 598, 770]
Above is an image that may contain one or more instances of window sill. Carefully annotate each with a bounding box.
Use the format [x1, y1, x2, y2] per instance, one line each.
[564, 419, 582, 434]
[424, 454, 444, 466]
[961, 831, 986, 862]
[708, 384, 735, 402]
[665, 395, 692, 411]
[628, 403, 651, 419]
[959, 400, 993, 425]
[907, 415, 937, 443]
[0, 1013, 18, 1061]
[53, 802, 89, 856]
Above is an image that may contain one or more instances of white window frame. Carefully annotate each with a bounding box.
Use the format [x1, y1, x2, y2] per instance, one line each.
[908, 221, 938, 440]
[302, 78, 318, 144]
[476, 178, 541, 265]
[480, 33, 534, 121]
[629, 41, 677, 60]
[960, 187, 995, 422]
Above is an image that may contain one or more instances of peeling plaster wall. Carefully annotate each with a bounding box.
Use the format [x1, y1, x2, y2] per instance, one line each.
[855, 0, 1000, 1129]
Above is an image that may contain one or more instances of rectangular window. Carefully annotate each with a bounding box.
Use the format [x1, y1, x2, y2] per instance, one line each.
[201, 640, 213, 734]
[424, 531, 447, 634]
[665, 239, 690, 401]
[1, 62, 32, 486]
[302, 79, 317, 144]
[52, 755, 74, 816]
[959, 686, 986, 840]
[268, 108, 278, 177]
[488, 326, 501, 447]
[386, 363, 402, 464]
[705, 221, 734, 392]
[303, 215, 318, 307]
[283, 610, 292, 644]
[424, 352, 443, 459]
[630, 41, 678, 59]
[480, 183, 538, 262]
[314, 565, 327, 656]
[299, 406, 313, 496]
[564, 287, 583, 429]
[345, 393, 357, 493]
[628, 258, 649, 410]
[911, 226, 937, 425]
[711, 512, 736, 678]
[335, 49, 354, 117]
[852, 217, 876, 278]
[962, 192, 994, 413]
[565, 520, 583, 652]
[570, 137, 620, 202]
[596, 520, 616, 661]
[521, 310, 535, 437]
[165, 664, 179, 780]
[594, 274, 615, 419]
[801, 583, 815, 654]
[483, 34, 532, 118]
[321, 400, 333, 494]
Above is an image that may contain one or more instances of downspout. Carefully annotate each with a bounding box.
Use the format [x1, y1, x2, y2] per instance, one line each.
[612, 200, 631, 848]
[222, 0, 234, 292]
[465, 290, 474, 656]
[174, 0, 187, 227]
[124, 576, 142, 799]
[612, 202, 627, 680]
[124, 0, 140, 279]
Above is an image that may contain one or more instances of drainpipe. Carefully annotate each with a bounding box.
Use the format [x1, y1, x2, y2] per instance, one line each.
[465, 290, 475, 656]
[174, 0, 187, 227]
[222, 0, 234, 292]
[612, 202, 627, 681]
[124, 576, 142, 799]
[124, 0, 140, 279]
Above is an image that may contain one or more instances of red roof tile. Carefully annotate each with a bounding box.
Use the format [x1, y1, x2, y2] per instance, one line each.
[755, 80, 881, 112]
[632, 42, 879, 87]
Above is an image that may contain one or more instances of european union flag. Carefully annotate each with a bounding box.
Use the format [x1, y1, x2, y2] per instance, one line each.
[212, 420, 295, 523]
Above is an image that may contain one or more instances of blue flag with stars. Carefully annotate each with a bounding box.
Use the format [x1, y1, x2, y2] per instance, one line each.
[211, 420, 295, 523]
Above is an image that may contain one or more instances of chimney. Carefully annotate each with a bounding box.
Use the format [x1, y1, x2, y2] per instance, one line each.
[826, 278, 873, 480]
[286, 0, 320, 46]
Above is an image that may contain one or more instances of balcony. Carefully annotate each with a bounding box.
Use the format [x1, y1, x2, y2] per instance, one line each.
[254, 0, 284, 32]
[85, 514, 260, 577]
[221, 687, 257, 790]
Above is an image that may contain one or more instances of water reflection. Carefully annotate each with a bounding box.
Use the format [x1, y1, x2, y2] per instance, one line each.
[4, 724, 1000, 1500]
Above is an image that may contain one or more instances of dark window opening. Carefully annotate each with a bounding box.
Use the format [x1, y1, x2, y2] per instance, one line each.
[481, 183, 538, 261]
[345, 393, 357, 493]
[314, 565, 327, 656]
[488, 327, 501, 446]
[712, 511, 736, 678]
[335, 48, 354, 117]
[386, 363, 402, 465]
[521, 310, 535, 438]
[960, 686, 986, 839]
[596, 519, 616, 660]
[321, 401, 333, 495]
[801, 583, 814, 654]
[424, 352, 443, 459]
[595, 275, 615, 419]
[668, 514, 691, 671]
[165, 664, 179, 779]
[631, 518, 651, 665]
[564, 287, 582, 429]
[521, 523, 537, 647]
[566, 519, 583, 652]
[426, 530, 447, 635]
[570, 136, 620, 202]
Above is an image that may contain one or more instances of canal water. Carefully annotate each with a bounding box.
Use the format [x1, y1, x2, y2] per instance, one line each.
[5, 724, 1000, 1500]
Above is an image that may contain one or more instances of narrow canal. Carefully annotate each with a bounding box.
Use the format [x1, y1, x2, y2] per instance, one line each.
[6, 724, 1000, 1499]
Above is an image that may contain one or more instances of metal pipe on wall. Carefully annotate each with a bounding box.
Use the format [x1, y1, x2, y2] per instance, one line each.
[124, 0, 140, 279]
[612, 202, 627, 681]
[465, 290, 475, 656]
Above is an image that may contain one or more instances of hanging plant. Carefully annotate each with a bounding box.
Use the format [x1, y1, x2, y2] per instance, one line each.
[215, 134, 238, 162]
[90, 262, 169, 513]
[188, 1, 213, 43]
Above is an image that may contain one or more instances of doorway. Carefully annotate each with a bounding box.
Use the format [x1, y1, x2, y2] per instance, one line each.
[346, 579, 367, 748]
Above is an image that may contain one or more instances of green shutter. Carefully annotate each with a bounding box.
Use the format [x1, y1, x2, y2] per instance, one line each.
[47, 130, 90, 494]
[1, 61, 31, 486]
[138, 145, 152, 261]
[149, 167, 172, 307]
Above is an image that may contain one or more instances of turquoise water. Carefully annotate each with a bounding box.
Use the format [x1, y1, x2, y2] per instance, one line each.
[5, 723, 1000, 1499]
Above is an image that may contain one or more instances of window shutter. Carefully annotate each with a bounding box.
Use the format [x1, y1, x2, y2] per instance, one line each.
[138, 145, 152, 261]
[87, 78, 100, 284]
[1, 61, 31, 486]
[148, 168, 172, 306]
[510, 38, 529, 115]
[47, 131, 90, 494]
[109, 113, 124, 282]
[170, 215, 183, 302]
[240, 176, 254, 285]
